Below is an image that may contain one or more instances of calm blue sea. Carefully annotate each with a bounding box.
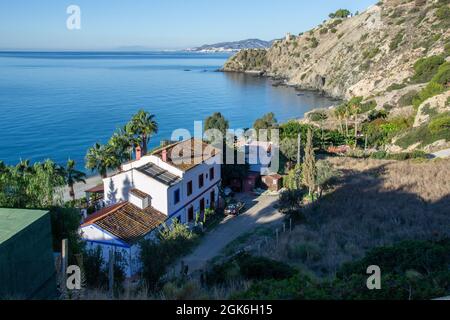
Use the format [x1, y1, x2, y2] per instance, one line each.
[0, 51, 336, 171]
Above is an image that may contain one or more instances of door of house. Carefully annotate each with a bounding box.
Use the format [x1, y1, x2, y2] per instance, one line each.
[188, 206, 194, 222]
[210, 190, 215, 209]
[200, 198, 205, 214]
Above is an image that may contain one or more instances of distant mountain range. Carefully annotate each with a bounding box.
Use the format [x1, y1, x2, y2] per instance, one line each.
[186, 39, 274, 52]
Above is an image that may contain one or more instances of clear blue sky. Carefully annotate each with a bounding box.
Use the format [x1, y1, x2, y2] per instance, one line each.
[0, 0, 376, 50]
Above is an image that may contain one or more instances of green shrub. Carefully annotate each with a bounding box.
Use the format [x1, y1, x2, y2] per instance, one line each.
[370, 150, 388, 159]
[436, 5, 450, 20]
[398, 90, 419, 107]
[83, 247, 126, 293]
[288, 243, 322, 262]
[413, 82, 445, 108]
[310, 37, 319, 48]
[431, 61, 450, 85]
[396, 120, 450, 148]
[329, 9, 351, 19]
[428, 113, 450, 133]
[411, 55, 445, 83]
[308, 111, 328, 122]
[334, 240, 450, 300]
[362, 47, 380, 60]
[360, 100, 377, 113]
[140, 221, 198, 290]
[364, 117, 412, 147]
[390, 31, 404, 51]
[368, 109, 388, 121]
[232, 273, 331, 300]
[237, 253, 297, 281]
[445, 42, 450, 57]
[236, 240, 450, 300]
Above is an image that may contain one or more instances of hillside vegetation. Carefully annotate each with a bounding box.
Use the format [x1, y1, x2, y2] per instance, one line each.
[223, 0, 450, 152]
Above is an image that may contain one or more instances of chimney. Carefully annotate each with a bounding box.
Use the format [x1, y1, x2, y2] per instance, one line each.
[162, 149, 168, 162]
[136, 146, 142, 160]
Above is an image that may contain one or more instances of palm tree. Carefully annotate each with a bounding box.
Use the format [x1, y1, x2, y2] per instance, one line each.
[16, 159, 33, 175]
[60, 159, 87, 201]
[129, 110, 158, 154]
[85, 143, 119, 178]
[109, 128, 135, 164]
[0, 161, 6, 174]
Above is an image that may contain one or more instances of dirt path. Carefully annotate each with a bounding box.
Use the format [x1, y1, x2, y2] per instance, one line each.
[172, 193, 284, 275]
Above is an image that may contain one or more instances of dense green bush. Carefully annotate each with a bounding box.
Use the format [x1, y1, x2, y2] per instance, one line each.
[370, 150, 427, 160]
[360, 100, 377, 113]
[445, 42, 450, 57]
[411, 55, 445, 83]
[237, 253, 297, 281]
[396, 120, 450, 148]
[205, 253, 296, 286]
[436, 4, 450, 20]
[334, 240, 450, 300]
[232, 273, 331, 300]
[235, 240, 450, 300]
[329, 9, 351, 19]
[368, 109, 387, 121]
[308, 111, 328, 122]
[362, 48, 380, 60]
[83, 247, 126, 293]
[430, 61, 450, 85]
[428, 113, 450, 133]
[287, 243, 322, 263]
[363, 117, 411, 147]
[50, 206, 84, 262]
[413, 81, 445, 108]
[140, 221, 198, 290]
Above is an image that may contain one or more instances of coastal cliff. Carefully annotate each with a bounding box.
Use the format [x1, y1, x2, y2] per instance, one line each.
[223, 0, 448, 97]
[223, 0, 450, 152]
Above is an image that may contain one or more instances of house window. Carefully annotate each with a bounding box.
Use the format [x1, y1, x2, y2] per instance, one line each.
[174, 189, 180, 204]
[187, 181, 193, 196]
[209, 167, 214, 181]
[199, 174, 204, 188]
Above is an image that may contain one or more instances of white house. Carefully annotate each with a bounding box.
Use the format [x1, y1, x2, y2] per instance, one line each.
[80, 138, 222, 277]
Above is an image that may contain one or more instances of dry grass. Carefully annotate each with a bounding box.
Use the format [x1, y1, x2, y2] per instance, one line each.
[259, 157, 450, 277]
[76, 278, 251, 300]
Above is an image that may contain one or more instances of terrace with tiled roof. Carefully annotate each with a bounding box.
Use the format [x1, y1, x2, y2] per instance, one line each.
[81, 202, 166, 244]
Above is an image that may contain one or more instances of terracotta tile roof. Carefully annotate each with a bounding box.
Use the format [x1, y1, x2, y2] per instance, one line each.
[152, 138, 220, 171]
[85, 184, 104, 193]
[82, 202, 167, 244]
[130, 188, 150, 199]
[82, 202, 126, 226]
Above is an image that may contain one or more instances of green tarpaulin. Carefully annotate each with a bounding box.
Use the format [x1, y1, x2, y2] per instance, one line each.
[0, 208, 57, 299]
